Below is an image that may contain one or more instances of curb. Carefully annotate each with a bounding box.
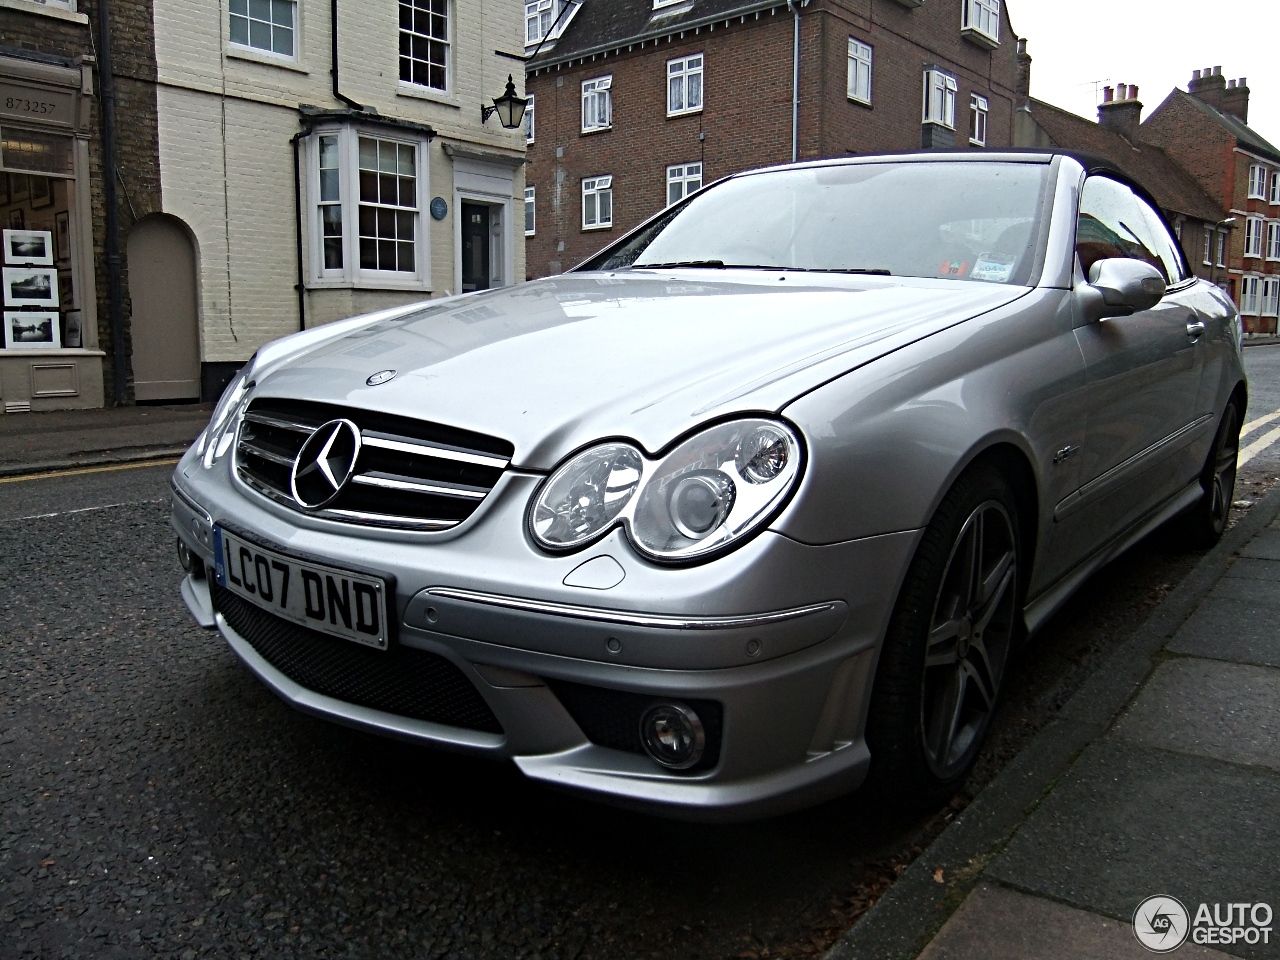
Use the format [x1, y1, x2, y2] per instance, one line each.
[824, 483, 1280, 960]
[0, 446, 191, 479]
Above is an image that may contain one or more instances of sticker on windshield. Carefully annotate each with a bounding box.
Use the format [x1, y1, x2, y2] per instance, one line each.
[970, 256, 1016, 283]
[939, 260, 969, 277]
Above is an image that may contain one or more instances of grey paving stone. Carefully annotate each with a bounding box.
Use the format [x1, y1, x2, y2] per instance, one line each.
[1211, 575, 1280, 605]
[989, 740, 1280, 960]
[1112, 659, 1280, 772]
[918, 883, 1234, 960]
[1241, 530, 1280, 560]
[1166, 598, 1280, 668]
[1222, 558, 1280, 582]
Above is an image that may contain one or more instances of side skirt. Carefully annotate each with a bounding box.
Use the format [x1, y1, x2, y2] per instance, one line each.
[1022, 479, 1203, 635]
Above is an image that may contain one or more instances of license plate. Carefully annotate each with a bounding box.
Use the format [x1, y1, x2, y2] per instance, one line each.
[212, 526, 390, 650]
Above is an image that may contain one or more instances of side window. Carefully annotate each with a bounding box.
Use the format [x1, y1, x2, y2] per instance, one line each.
[1076, 177, 1186, 285]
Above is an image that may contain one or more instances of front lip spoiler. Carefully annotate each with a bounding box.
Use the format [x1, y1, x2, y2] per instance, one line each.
[424, 586, 837, 631]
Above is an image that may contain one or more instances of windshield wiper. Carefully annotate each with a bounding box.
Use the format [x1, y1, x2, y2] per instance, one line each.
[632, 259, 726, 269]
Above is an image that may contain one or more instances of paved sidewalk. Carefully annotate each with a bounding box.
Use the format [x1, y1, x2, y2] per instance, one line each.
[829, 490, 1280, 960]
[0, 403, 210, 476]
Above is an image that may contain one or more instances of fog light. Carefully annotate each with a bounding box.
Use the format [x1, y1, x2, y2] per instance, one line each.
[177, 538, 193, 572]
[640, 702, 706, 770]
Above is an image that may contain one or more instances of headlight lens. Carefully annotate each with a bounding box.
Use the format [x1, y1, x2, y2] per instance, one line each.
[529, 419, 802, 562]
[199, 360, 255, 468]
[530, 443, 644, 548]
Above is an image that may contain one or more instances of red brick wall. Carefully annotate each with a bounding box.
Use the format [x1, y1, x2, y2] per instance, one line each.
[525, 0, 1022, 278]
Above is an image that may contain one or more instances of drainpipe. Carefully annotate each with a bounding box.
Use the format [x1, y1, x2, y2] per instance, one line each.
[96, 0, 128, 404]
[789, 0, 801, 163]
[291, 130, 309, 331]
[331, 0, 364, 110]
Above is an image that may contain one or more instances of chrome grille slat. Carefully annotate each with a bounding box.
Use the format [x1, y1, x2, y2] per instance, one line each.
[351, 472, 489, 500]
[361, 433, 511, 469]
[234, 398, 512, 532]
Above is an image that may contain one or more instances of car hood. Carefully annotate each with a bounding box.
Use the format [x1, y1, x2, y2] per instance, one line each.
[255, 271, 1028, 469]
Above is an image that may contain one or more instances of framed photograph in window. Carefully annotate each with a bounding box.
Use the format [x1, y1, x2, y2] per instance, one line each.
[3, 230, 54, 266]
[58, 271, 73, 308]
[9, 175, 28, 203]
[54, 211, 70, 264]
[62, 310, 82, 349]
[30, 177, 52, 209]
[4, 310, 61, 349]
[3, 267, 60, 308]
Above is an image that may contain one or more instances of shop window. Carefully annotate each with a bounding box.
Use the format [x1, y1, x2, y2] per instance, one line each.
[0, 167, 79, 350]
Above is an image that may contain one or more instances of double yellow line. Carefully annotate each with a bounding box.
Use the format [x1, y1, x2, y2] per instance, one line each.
[0, 457, 181, 485]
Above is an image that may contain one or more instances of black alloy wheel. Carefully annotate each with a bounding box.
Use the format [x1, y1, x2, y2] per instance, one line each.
[1180, 401, 1241, 549]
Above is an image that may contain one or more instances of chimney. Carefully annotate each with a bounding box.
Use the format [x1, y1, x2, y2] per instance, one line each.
[1188, 65, 1226, 108]
[1015, 37, 1032, 102]
[1221, 77, 1250, 123]
[1098, 82, 1142, 140]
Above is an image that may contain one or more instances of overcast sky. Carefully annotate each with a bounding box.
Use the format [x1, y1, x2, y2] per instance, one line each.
[1010, 0, 1280, 147]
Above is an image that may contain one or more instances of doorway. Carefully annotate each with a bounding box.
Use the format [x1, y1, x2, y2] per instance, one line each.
[128, 215, 200, 401]
[461, 202, 490, 293]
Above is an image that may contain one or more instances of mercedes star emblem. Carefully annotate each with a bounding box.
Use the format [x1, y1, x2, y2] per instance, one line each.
[290, 419, 362, 509]
[366, 369, 398, 386]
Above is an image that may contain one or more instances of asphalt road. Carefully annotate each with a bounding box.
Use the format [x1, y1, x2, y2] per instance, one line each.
[3, 347, 1280, 960]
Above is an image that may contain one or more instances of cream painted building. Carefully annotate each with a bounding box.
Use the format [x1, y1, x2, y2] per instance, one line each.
[146, 0, 527, 400]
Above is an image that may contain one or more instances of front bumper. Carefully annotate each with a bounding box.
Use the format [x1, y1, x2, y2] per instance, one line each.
[172, 451, 918, 820]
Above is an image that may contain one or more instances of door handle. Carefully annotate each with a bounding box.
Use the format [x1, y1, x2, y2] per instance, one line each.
[1186, 320, 1206, 339]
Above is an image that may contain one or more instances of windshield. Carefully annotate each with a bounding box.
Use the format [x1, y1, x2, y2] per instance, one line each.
[586, 160, 1049, 285]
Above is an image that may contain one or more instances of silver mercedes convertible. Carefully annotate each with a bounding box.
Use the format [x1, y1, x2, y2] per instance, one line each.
[172, 152, 1244, 819]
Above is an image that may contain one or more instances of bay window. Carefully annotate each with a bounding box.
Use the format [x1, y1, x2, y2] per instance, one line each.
[962, 0, 1000, 46]
[924, 68, 957, 129]
[847, 39, 872, 105]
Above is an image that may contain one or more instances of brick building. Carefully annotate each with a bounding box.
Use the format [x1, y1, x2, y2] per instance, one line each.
[3, 0, 529, 410]
[0, 0, 161, 411]
[524, 0, 1024, 278]
[1014, 87, 1226, 281]
[1141, 68, 1280, 334]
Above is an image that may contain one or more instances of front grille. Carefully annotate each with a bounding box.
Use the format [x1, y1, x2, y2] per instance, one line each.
[547, 680, 722, 773]
[235, 398, 514, 531]
[212, 582, 504, 734]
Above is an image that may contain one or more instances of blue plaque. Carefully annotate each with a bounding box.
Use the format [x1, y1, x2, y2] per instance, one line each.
[430, 197, 448, 220]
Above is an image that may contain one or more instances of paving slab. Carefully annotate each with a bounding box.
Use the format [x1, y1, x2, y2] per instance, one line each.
[1222, 558, 1280, 582]
[1165, 597, 1280, 668]
[988, 739, 1280, 960]
[1209, 575, 1280, 605]
[1240, 530, 1280, 561]
[1111, 659, 1280, 772]
[918, 883, 1234, 960]
[0, 404, 209, 472]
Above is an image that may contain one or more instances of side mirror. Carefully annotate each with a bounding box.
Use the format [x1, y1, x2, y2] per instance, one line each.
[1078, 258, 1167, 322]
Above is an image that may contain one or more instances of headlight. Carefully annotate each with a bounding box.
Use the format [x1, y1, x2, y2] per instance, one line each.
[529, 419, 802, 562]
[198, 358, 255, 468]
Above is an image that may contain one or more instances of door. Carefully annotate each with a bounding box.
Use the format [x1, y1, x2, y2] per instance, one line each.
[461, 202, 490, 293]
[128, 215, 200, 401]
[1064, 176, 1208, 550]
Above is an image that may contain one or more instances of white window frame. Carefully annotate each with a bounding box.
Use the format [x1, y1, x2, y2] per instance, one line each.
[1272, 171, 1280, 205]
[524, 93, 535, 143]
[305, 126, 431, 291]
[581, 76, 612, 132]
[1268, 221, 1280, 262]
[961, 0, 1000, 44]
[923, 68, 957, 129]
[1241, 274, 1261, 315]
[1203, 229, 1213, 266]
[1263, 277, 1280, 317]
[228, 0, 298, 61]
[666, 162, 702, 206]
[399, 0, 451, 93]
[969, 94, 988, 146]
[1245, 216, 1264, 258]
[31, 0, 77, 9]
[582, 175, 613, 230]
[525, 186, 536, 236]
[667, 55, 704, 117]
[653, 0, 684, 8]
[525, 0, 556, 45]
[1218, 230, 1228, 267]
[847, 38, 872, 105]
[1248, 163, 1268, 201]
[1174, 217, 1183, 241]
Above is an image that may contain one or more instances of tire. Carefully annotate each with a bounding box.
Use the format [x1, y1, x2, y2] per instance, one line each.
[865, 464, 1023, 809]
[1178, 400, 1241, 550]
